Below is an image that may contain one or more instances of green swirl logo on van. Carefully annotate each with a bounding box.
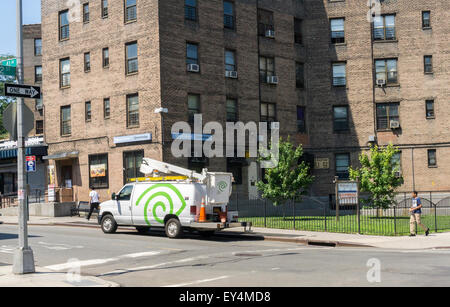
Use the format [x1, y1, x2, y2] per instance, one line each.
[217, 181, 228, 193]
[135, 184, 186, 225]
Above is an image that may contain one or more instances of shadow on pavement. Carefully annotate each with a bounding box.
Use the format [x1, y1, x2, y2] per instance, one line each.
[0, 233, 41, 241]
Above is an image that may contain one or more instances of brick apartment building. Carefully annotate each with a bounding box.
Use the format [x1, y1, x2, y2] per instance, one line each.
[0, 24, 47, 197]
[40, 0, 449, 202]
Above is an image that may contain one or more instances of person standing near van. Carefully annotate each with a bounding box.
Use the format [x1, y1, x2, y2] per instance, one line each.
[409, 191, 430, 237]
[87, 186, 100, 221]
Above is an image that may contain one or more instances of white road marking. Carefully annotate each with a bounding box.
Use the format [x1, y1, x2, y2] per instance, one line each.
[38, 241, 84, 250]
[45, 251, 162, 271]
[0, 245, 15, 254]
[163, 275, 230, 287]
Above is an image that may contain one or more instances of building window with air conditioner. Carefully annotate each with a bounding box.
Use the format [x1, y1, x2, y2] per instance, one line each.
[259, 56, 277, 84]
[373, 14, 396, 41]
[375, 59, 398, 85]
[225, 50, 237, 78]
[332, 62, 346, 87]
[126, 42, 138, 75]
[186, 43, 200, 73]
[426, 100, 435, 119]
[330, 18, 345, 44]
[258, 9, 274, 38]
[376, 103, 399, 130]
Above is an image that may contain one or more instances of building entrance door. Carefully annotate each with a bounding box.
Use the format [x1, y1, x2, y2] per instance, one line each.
[61, 165, 73, 188]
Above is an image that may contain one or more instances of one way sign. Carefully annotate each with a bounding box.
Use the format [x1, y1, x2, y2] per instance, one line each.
[4, 83, 41, 99]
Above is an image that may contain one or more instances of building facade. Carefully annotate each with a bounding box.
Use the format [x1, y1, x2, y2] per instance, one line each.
[0, 24, 47, 198]
[40, 0, 449, 202]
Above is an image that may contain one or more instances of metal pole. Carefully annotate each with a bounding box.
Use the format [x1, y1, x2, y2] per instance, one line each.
[13, 0, 35, 274]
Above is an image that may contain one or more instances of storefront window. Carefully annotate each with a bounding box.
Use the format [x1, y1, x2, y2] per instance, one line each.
[89, 154, 109, 189]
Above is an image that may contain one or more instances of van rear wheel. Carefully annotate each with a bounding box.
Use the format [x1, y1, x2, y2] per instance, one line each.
[165, 218, 182, 239]
[101, 214, 118, 234]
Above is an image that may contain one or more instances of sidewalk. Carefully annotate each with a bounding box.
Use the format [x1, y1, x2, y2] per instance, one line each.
[1, 215, 449, 250]
[0, 266, 119, 287]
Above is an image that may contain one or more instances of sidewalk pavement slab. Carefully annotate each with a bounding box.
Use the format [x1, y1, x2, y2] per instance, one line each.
[1, 216, 450, 250]
[0, 266, 119, 287]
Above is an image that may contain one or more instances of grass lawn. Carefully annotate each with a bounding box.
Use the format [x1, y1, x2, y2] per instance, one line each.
[240, 215, 450, 236]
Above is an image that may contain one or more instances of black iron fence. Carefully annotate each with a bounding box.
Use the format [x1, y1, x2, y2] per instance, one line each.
[228, 191, 450, 236]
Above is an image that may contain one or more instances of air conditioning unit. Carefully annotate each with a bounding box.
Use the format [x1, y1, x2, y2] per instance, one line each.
[187, 64, 200, 73]
[376, 79, 386, 87]
[394, 171, 402, 178]
[267, 76, 279, 84]
[265, 29, 275, 38]
[368, 135, 376, 143]
[390, 120, 400, 129]
[225, 70, 238, 79]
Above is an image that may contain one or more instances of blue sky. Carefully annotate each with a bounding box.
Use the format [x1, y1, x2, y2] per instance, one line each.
[0, 0, 41, 56]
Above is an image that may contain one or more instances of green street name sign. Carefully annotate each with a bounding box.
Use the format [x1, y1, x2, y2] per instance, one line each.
[0, 65, 16, 77]
[1, 59, 17, 67]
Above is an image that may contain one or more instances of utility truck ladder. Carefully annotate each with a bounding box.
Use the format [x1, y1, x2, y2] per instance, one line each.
[140, 158, 207, 183]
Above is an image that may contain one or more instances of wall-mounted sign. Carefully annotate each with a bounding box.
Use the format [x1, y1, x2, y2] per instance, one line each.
[26, 156, 36, 172]
[114, 133, 152, 145]
[315, 158, 330, 169]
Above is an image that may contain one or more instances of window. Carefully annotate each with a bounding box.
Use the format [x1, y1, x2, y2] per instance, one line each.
[333, 106, 349, 131]
[117, 185, 134, 201]
[294, 18, 302, 44]
[297, 106, 306, 133]
[84, 52, 91, 72]
[424, 55, 433, 74]
[225, 50, 236, 72]
[126, 42, 138, 74]
[227, 159, 243, 185]
[332, 62, 346, 86]
[373, 15, 395, 41]
[61, 106, 71, 136]
[124, 151, 144, 184]
[89, 154, 109, 189]
[186, 43, 199, 65]
[336, 153, 350, 180]
[259, 56, 275, 83]
[376, 103, 399, 130]
[261, 102, 276, 123]
[85, 101, 91, 122]
[35, 98, 43, 111]
[188, 94, 200, 124]
[296, 62, 305, 88]
[330, 18, 345, 44]
[392, 152, 402, 173]
[422, 11, 431, 28]
[104, 98, 111, 119]
[102, 0, 109, 18]
[125, 0, 137, 23]
[59, 10, 69, 40]
[224, 1, 235, 29]
[185, 0, 197, 21]
[35, 120, 44, 135]
[375, 59, 398, 85]
[127, 94, 139, 127]
[426, 100, 434, 119]
[35, 66, 42, 83]
[83, 3, 90, 23]
[428, 149, 437, 167]
[258, 9, 274, 36]
[226, 98, 238, 122]
[102, 48, 109, 68]
[60, 58, 70, 88]
[34, 39, 42, 56]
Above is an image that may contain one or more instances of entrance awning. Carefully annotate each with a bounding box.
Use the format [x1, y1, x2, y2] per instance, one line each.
[0, 146, 48, 160]
[43, 151, 79, 161]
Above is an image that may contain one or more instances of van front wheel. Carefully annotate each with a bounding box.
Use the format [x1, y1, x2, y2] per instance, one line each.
[101, 214, 118, 234]
[165, 218, 182, 239]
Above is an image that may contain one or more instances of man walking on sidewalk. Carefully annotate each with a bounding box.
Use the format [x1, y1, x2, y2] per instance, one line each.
[410, 191, 430, 237]
[87, 186, 100, 221]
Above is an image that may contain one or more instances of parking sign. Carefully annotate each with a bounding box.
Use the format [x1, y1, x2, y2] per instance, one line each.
[26, 156, 36, 172]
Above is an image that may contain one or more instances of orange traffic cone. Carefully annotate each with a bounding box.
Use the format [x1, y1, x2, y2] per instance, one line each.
[199, 198, 206, 223]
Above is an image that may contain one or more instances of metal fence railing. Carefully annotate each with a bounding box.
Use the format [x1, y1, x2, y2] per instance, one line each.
[228, 191, 450, 236]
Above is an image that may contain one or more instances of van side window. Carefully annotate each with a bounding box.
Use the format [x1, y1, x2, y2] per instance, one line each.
[118, 185, 134, 201]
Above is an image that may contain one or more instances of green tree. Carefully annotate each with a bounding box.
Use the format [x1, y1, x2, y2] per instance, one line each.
[256, 138, 314, 206]
[350, 143, 403, 209]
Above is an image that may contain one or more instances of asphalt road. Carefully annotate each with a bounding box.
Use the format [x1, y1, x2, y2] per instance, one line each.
[1, 224, 450, 287]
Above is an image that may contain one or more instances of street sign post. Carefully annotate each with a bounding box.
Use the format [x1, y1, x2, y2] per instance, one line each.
[1, 58, 17, 67]
[0, 65, 16, 77]
[2, 102, 35, 141]
[4, 83, 41, 99]
[26, 156, 36, 172]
